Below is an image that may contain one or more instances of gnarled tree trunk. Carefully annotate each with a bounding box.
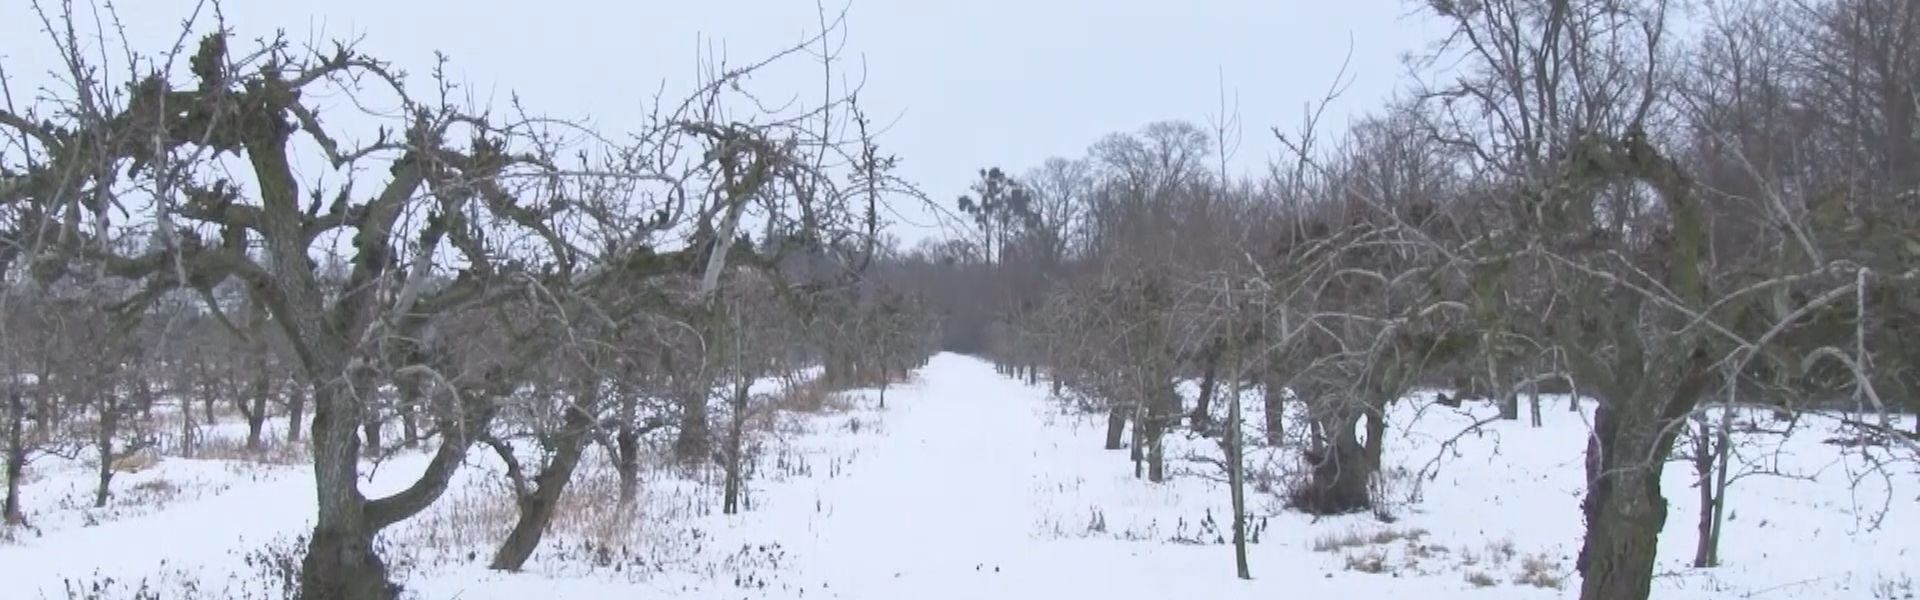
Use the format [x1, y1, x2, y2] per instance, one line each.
[1576, 402, 1682, 600]
[1294, 396, 1376, 515]
[302, 379, 395, 600]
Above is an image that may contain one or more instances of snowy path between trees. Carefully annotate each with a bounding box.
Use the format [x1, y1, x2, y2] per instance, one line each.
[588, 353, 1490, 600]
[757, 354, 1292, 600]
[1, 353, 1913, 599]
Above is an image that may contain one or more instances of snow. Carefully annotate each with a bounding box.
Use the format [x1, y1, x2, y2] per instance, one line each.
[0, 353, 1913, 599]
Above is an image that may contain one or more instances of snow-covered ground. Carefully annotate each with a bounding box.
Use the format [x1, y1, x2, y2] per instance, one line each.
[0, 354, 1913, 599]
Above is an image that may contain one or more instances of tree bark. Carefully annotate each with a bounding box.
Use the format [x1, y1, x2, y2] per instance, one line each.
[1104, 403, 1127, 450]
[302, 371, 495, 599]
[241, 368, 271, 452]
[674, 388, 710, 463]
[1190, 346, 1220, 434]
[94, 391, 119, 508]
[1131, 401, 1146, 478]
[302, 514, 395, 600]
[615, 395, 642, 509]
[393, 367, 424, 449]
[1529, 386, 1544, 427]
[722, 377, 751, 515]
[1226, 370, 1250, 580]
[1263, 377, 1285, 446]
[286, 381, 307, 444]
[1576, 402, 1685, 600]
[180, 385, 198, 459]
[1295, 401, 1375, 515]
[1706, 415, 1731, 566]
[301, 379, 395, 600]
[362, 415, 384, 458]
[1146, 382, 1175, 483]
[1690, 419, 1716, 568]
[5, 390, 28, 525]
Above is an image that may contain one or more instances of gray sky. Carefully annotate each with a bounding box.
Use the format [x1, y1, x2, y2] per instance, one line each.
[2, 0, 1444, 244]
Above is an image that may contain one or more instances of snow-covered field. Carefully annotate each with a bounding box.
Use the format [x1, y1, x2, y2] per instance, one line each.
[0, 354, 1913, 599]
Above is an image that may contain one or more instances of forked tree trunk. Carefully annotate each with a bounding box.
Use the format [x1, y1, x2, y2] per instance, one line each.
[302, 371, 491, 600]
[1295, 401, 1376, 515]
[491, 394, 597, 571]
[1691, 408, 1734, 569]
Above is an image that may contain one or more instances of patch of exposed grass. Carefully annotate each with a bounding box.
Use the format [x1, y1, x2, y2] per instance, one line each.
[1514, 553, 1566, 590]
[1311, 526, 1427, 552]
[1465, 571, 1498, 587]
[1344, 548, 1389, 573]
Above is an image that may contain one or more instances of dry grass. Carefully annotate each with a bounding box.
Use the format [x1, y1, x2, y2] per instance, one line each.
[1462, 537, 1519, 567]
[192, 434, 310, 465]
[1514, 553, 1566, 590]
[109, 449, 161, 473]
[1311, 526, 1427, 552]
[1344, 548, 1389, 573]
[1465, 571, 1499, 587]
[382, 484, 517, 567]
[765, 378, 857, 414]
[121, 477, 182, 507]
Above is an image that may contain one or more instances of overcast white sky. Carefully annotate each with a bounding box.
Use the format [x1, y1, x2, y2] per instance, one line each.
[1, 0, 1445, 244]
